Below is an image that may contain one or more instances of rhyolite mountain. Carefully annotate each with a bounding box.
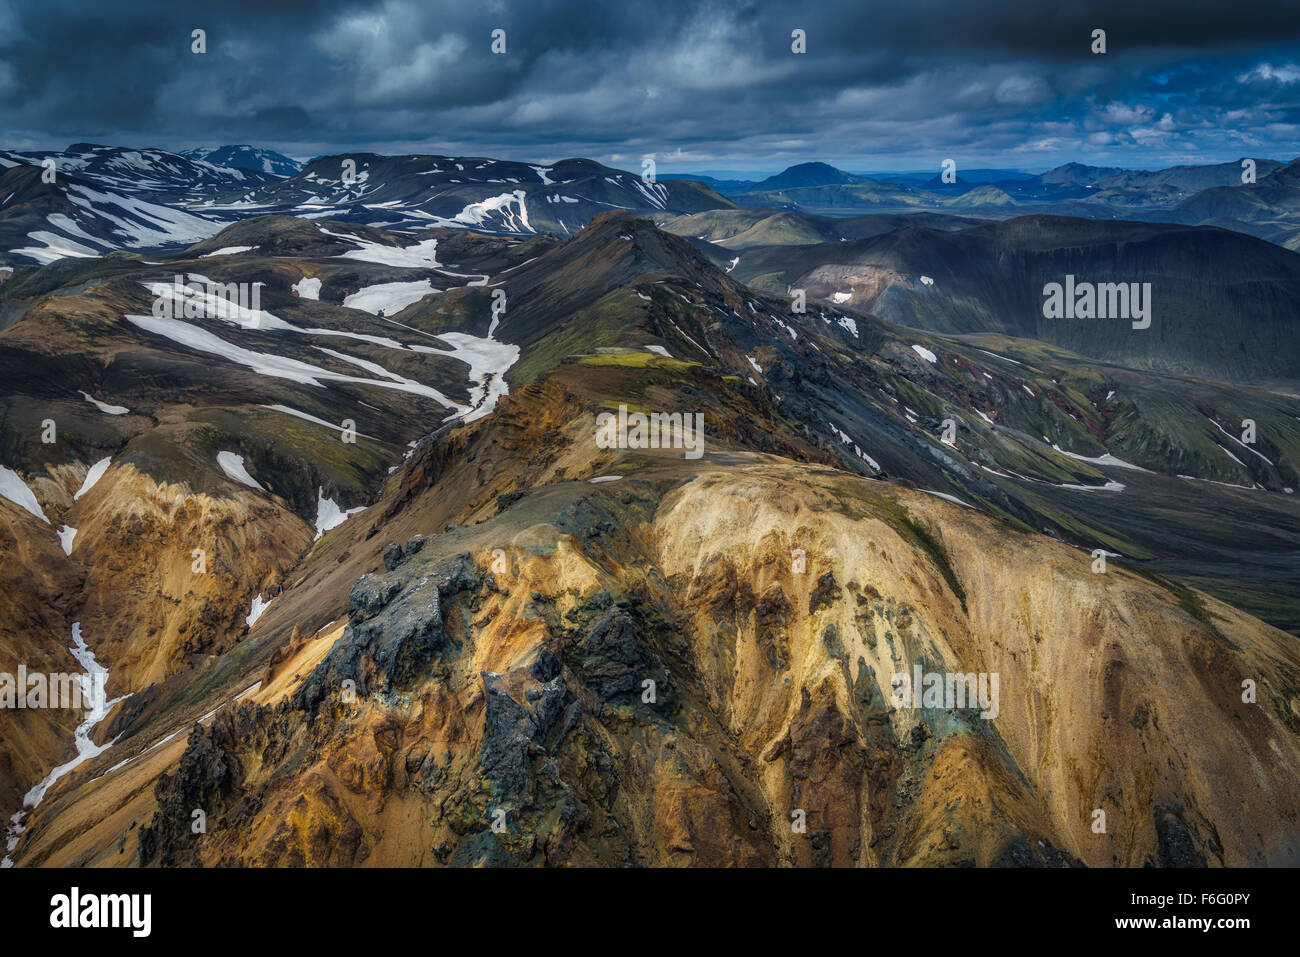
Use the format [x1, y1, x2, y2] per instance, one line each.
[1, 206, 1298, 868]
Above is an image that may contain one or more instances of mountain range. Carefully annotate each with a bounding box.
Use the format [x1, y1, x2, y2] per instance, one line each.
[663, 157, 1300, 251]
[0, 145, 733, 266]
[0, 144, 1297, 869]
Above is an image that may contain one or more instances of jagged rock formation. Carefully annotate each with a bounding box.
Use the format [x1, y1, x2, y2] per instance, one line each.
[119, 460, 1300, 867]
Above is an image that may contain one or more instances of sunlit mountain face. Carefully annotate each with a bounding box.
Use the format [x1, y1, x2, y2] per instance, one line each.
[0, 0, 1297, 887]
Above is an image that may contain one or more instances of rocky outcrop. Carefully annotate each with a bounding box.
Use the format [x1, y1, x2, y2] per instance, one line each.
[295, 553, 477, 710]
[107, 460, 1300, 869]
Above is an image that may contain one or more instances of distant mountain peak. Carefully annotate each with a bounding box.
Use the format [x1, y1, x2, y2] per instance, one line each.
[751, 162, 865, 191]
[1038, 162, 1125, 186]
[183, 145, 302, 177]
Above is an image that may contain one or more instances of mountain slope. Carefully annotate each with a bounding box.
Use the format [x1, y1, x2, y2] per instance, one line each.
[9, 332, 1300, 869]
[224, 154, 736, 236]
[0, 163, 229, 265]
[658, 209, 984, 248]
[0, 148, 737, 267]
[2, 211, 1298, 869]
[1, 144, 278, 201]
[725, 213, 1300, 381]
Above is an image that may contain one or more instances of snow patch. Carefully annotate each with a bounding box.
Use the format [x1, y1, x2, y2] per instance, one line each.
[921, 489, 973, 508]
[1209, 417, 1274, 466]
[0, 466, 48, 522]
[74, 458, 111, 500]
[261, 404, 375, 438]
[13, 232, 100, 264]
[78, 390, 129, 415]
[57, 525, 77, 554]
[125, 314, 465, 411]
[1060, 480, 1126, 492]
[246, 594, 272, 627]
[1053, 447, 1151, 472]
[452, 191, 532, 233]
[216, 451, 261, 489]
[291, 276, 322, 300]
[314, 487, 365, 540]
[416, 332, 520, 423]
[343, 279, 436, 315]
[976, 348, 1023, 366]
[322, 230, 441, 267]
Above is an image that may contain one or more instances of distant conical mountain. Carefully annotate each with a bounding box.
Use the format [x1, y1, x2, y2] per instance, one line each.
[749, 162, 868, 191]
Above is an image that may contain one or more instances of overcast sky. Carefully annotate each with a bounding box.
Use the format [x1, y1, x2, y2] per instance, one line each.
[3, 0, 1299, 174]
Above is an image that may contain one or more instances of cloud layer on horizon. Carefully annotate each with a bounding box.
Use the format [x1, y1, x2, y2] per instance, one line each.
[4, 0, 1300, 173]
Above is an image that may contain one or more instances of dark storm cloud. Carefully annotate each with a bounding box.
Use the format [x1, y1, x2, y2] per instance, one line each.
[2, 0, 1299, 170]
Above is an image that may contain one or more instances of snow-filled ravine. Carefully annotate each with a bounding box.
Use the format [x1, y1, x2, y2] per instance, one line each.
[74, 457, 112, 500]
[246, 594, 273, 627]
[314, 486, 365, 541]
[2, 623, 126, 868]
